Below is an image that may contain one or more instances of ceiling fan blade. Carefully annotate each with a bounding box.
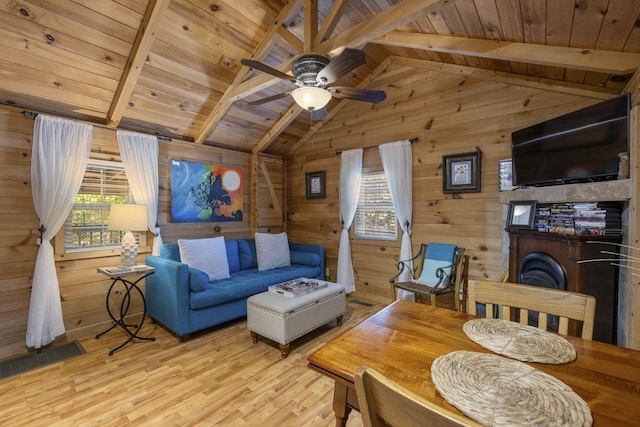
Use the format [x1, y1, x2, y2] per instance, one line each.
[330, 86, 387, 104]
[241, 59, 297, 83]
[247, 92, 291, 106]
[310, 107, 328, 121]
[316, 48, 366, 86]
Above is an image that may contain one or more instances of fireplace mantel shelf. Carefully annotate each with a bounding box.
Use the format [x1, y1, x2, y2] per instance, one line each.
[499, 179, 632, 204]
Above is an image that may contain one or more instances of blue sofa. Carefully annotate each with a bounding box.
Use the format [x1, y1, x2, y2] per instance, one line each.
[144, 238, 324, 340]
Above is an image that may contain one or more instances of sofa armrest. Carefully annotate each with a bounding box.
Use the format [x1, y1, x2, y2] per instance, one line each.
[145, 255, 191, 336]
[289, 243, 325, 280]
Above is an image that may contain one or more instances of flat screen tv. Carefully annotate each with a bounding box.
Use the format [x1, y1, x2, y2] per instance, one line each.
[511, 94, 630, 187]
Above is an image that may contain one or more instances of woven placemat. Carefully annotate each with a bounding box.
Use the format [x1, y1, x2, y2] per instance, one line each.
[431, 351, 592, 427]
[463, 318, 577, 364]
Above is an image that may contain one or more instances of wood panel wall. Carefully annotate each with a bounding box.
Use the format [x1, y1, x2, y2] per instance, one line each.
[0, 105, 283, 360]
[0, 62, 630, 359]
[285, 62, 606, 305]
[0, 107, 37, 360]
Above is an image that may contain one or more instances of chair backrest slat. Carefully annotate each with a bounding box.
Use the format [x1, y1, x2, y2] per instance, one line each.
[537, 312, 547, 330]
[355, 366, 482, 427]
[467, 280, 596, 340]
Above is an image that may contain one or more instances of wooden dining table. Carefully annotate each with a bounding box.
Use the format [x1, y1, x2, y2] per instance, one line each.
[307, 300, 640, 426]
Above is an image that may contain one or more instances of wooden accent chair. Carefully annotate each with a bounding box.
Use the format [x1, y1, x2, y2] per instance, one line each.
[467, 279, 596, 340]
[390, 243, 467, 311]
[354, 365, 482, 427]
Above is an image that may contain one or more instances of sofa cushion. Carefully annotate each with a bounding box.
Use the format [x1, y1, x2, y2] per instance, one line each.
[238, 239, 258, 270]
[225, 239, 240, 273]
[290, 250, 320, 267]
[189, 264, 323, 309]
[161, 243, 181, 262]
[178, 237, 230, 281]
[255, 232, 291, 271]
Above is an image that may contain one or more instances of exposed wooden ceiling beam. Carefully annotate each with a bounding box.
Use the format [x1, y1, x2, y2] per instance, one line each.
[304, 0, 318, 52]
[314, 0, 350, 45]
[229, 58, 296, 101]
[318, 0, 448, 53]
[253, 103, 304, 154]
[107, 0, 170, 127]
[373, 31, 640, 75]
[195, 0, 302, 144]
[390, 56, 617, 100]
[277, 26, 304, 53]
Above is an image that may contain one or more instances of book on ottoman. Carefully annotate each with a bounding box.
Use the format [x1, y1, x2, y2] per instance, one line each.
[268, 278, 328, 298]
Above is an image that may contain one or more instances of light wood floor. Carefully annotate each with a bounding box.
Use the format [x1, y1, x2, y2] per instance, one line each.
[1, 298, 383, 426]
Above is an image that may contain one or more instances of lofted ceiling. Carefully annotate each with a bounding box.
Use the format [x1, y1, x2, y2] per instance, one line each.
[1, 0, 639, 157]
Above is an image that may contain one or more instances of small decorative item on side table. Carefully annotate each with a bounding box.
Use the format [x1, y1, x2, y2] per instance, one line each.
[96, 265, 156, 355]
[107, 204, 148, 267]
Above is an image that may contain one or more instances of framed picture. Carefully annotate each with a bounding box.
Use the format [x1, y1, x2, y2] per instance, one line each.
[306, 171, 325, 199]
[442, 151, 481, 193]
[170, 159, 244, 223]
[506, 200, 537, 229]
[499, 159, 517, 191]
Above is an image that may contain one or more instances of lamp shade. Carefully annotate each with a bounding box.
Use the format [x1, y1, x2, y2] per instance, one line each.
[107, 204, 148, 231]
[291, 86, 332, 111]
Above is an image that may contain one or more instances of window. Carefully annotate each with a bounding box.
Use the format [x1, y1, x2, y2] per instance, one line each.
[64, 159, 133, 252]
[355, 171, 397, 240]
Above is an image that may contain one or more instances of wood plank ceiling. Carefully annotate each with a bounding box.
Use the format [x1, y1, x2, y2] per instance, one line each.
[1, 0, 639, 157]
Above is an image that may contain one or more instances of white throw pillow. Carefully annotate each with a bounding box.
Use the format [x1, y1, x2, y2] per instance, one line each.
[178, 236, 230, 281]
[255, 232, 291, 271]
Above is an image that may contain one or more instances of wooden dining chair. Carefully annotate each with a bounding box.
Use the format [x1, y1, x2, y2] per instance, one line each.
[467, 279, 596, 340]
[354, 366, 482, 427]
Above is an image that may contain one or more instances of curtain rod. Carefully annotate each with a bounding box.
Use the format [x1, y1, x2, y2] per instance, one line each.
[335, 137, 419, 155]
[22, 110, 173, 141]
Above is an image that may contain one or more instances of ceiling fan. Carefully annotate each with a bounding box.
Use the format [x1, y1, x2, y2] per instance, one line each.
[241, 48, 386, 120]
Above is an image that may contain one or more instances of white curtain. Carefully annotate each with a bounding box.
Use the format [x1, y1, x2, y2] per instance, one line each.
[380, 140, 414, 301]
[27, 115, 92, 348]
[337, 149, 363, 293]
[117, 130, 163, 255]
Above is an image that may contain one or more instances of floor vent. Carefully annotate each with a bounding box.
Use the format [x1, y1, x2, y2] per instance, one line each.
[0, 341, 86, 380]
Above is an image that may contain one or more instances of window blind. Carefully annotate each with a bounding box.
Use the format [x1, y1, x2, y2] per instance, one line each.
[355, 172, 397, 240]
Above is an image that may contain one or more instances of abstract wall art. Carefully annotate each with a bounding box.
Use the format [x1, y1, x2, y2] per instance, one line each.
[170, 159, 243, 223]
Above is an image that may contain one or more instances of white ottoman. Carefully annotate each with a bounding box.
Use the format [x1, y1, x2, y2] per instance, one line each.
[247, 281, 346, 358]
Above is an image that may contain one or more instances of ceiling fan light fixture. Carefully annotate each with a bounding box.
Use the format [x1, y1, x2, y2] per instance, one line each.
[291, 86, 332, 111]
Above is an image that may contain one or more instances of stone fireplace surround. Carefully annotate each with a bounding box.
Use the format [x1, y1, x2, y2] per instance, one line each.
[500, 179, 632, 346]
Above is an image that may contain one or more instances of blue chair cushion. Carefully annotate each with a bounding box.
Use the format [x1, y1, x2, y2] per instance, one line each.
[416, 243, 456, 286]
[417, 259, 452, 285]
[424, 243, 456, 261]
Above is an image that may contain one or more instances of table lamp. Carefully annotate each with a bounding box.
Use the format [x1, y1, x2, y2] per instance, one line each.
[108, 204, 148, 267]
